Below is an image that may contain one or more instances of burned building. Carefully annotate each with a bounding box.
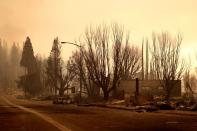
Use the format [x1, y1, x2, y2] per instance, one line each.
[119, 80, 181, 98]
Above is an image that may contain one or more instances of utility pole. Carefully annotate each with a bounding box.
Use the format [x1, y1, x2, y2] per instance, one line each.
[145, 39, 149, 80]
[141, 39, 144, 80]
[79, 42, 82, 103]
[54, 43, 57, 96]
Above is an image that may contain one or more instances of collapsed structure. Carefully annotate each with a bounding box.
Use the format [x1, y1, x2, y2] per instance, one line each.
[119, 80, 181, 98]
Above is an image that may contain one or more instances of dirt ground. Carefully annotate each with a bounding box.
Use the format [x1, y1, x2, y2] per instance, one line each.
[1, 95, 197, 131]
[0, 97, 58, 131]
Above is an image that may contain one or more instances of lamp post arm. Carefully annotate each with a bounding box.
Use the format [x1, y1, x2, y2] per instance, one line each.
[61, 41, 83, 103]
[61, 42, 81, 48]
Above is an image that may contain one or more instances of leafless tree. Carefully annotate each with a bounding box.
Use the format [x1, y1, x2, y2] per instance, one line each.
[182, 59, 197, 102]
[121, 44, 141, 80]
[82, 24, 111, 100]
[57, 58, 77, 96]
[46, 38, 77, 96]
[150, 32, 184, 100]
[81, 23, 141, 100]
[70, 51, 100, 99]
[183, 68, 195, 94]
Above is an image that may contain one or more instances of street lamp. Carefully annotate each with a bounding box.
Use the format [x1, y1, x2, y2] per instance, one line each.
[61, 41, 82, 104]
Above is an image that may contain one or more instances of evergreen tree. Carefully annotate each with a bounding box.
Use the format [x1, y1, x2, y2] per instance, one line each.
[17, 37, 42, 97]
[11, 43, 20, 66]
[46, 37, 62, 95]
[46, 55, 55, 94]
[20, 37, 36, 74]
[0, 40, 9, 88]
[10, 43, 21, 87]
[0, 40, 3, 87]
[46, 37, 76, 96]
[0, 40, 22, 90]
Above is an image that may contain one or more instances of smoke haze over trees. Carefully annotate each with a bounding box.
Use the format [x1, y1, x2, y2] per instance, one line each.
[0, 23, 194, 102]
[0, 39, 22, 90]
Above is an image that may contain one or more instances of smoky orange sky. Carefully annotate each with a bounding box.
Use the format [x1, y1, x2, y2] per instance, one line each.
[0, 0, 197, 65]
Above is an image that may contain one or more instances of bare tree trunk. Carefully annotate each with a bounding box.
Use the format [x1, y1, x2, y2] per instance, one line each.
[103, 89, 109, 101]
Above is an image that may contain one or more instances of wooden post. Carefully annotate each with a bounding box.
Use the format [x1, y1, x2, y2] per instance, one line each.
[135, 78, 139, 105]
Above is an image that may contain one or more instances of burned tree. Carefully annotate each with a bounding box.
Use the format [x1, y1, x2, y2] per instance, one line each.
[150, 32, 184, 100]
[70, 51, 100, 99]
[46, 38, 76, 96]
[182, 58, 197, 102]
[121, 44, 141, 80]
[183, 71, 196, 102]
[82, 23, 140, 100]
[83, 24, 111, 100]
[111, 25, 141, 97]
[58, 59, 77, 96]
